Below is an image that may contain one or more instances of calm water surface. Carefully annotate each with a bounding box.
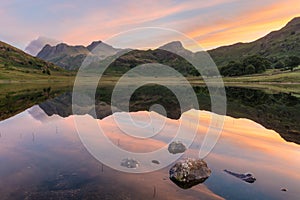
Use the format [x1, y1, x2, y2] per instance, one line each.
[0, 85, 299, 199]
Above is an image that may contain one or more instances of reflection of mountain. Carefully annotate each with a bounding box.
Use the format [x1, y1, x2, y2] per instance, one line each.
[36, 86, 300, 144]
[0, 86, 70, 121]
[2, 85, 296, 144]
[28, 105, 61, 123]
[224, 87, 300, 143]
[39, 92, 73, 118]
[4, 105, 299, 199]
[39, 91, 120, 119]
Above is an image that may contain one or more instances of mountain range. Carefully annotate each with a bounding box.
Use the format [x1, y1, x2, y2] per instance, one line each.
[37, 41, 121, 70]
[0, 16, 299, 79]
[36, 17, 300, 72]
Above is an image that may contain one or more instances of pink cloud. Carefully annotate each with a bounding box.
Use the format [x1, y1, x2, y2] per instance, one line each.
[61, 0, 236, 46]
[1, 0, 299, 51]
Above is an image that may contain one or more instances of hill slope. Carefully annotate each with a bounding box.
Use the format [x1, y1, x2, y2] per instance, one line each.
[0, 41, 71, 81]
[208, 17, 300, 67]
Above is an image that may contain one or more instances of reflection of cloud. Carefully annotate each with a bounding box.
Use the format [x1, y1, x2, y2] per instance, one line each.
[24, 36, 61, 56]
[1, 107, 300, 198]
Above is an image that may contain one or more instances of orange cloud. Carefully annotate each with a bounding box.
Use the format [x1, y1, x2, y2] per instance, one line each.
[61, 0, 240, 47]
[186, 0, 300, 50]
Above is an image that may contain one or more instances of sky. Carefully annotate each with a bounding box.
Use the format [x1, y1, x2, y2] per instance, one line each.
[0, 0, 299, 51]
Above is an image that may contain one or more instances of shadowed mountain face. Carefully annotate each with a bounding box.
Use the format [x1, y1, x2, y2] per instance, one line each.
[208, 17, 300, 67]
[36, 41, 121, 70]
[37, 39, 207, 77]
[36, 40, 202, 76]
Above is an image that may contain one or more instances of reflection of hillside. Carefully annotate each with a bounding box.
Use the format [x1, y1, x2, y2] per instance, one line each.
[39, 92, 72, 118]
[0, 86, 70, 120]
[225, 87, 300, 144]
[39, 91, 118, 119]
[37, 86, 300, 144]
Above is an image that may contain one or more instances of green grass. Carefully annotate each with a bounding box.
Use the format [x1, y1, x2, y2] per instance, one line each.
[0, 63, 75, 83]
[222, 69, 300, 83]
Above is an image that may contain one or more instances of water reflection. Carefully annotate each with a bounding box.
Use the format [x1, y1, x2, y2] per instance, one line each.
[34, 85, 300, 144]
[0, 106, 299, 199]
[0, 106, 222, 199]
[0, 84, 71, 121]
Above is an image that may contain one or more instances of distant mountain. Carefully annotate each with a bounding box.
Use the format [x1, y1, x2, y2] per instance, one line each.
[208, 17, 300, 67]
[159, 41, 192, 55]
[0, 40, 63, 74]
[37, 41, 121, 70]
[158, 41, 200, 62]
[36, 40, 199, 76]
[36, 17, 300, 73]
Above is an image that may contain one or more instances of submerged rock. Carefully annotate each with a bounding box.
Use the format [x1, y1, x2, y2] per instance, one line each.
[281, 188, 288, 192]
[169, 158, 211, 189]
[168, 141, 187, 154]
[224, 169, 256, 183]
[120, 158, 139, 168]
[152, 160, 160, 164]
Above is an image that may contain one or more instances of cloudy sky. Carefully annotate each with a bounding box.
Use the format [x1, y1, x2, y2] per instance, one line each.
[1, 0, 299, 51]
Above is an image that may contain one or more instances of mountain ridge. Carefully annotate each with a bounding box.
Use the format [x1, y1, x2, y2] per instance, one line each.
[37, 41, 120, 70]
[208, 16, 300, 66]
[35, 16, 300, 71]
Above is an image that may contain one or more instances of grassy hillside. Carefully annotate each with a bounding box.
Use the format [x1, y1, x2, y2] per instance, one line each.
[222, 69, 300, 83]
[104, 49, 199, 76]
[0, 41, 62, 71]
[0, 41, 75, 82]
[208, 17, 300, 67]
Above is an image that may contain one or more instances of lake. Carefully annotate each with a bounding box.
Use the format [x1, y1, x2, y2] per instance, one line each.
[0, 84, 299, 199]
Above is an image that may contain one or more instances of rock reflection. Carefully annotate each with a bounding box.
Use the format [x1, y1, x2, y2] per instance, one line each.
[224, 169, 256, 183]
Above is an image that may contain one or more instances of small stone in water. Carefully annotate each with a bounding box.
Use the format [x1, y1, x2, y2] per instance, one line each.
[168, 141, 187, 154]
[152, 160, 160, 164]
[120, 158, 139, 168]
